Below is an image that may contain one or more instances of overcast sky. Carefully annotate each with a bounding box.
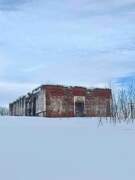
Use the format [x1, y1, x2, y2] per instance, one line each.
[0, 0, 135, 106]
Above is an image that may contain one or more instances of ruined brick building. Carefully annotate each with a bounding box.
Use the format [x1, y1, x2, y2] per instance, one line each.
[9, 85, 112, 117]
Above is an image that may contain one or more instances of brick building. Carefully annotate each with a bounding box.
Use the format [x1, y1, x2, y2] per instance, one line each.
[9, 85, 112, 117]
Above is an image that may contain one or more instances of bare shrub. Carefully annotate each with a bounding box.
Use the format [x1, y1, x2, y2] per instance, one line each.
[111, 81, 135, 123]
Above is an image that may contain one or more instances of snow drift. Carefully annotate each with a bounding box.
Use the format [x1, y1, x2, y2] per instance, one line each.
[0, 116, 134, 180]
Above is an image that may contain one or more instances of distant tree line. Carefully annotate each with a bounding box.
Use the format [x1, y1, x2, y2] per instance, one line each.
[0, 107, 9, 116]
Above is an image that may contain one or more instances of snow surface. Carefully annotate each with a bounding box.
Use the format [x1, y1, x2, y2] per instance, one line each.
[0, 116, 135, 180]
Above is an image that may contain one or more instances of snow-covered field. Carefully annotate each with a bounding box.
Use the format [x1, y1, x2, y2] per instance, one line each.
[0, 116, 135, 180]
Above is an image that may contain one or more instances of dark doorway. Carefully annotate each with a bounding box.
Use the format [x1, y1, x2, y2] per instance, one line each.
[75, 102, 85, 117]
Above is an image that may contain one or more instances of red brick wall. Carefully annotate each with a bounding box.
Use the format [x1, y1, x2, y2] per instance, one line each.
[44, 85, 112, 117]
[45, 86, 74, 117]
[85, 89, 112, 117]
